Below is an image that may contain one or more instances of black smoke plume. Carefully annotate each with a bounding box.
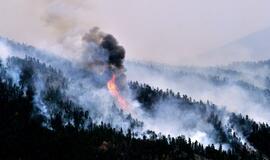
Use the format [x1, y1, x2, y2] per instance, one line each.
[101, 34, 125, 69]
[82, 27, 125, 69]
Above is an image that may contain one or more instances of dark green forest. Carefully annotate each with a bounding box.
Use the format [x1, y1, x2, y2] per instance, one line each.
[0, 56, 270, 160]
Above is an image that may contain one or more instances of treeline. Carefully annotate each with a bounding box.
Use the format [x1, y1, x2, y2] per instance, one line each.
[230, 113, 270, 158]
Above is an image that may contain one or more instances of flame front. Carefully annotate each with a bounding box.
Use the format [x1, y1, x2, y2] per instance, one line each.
[107, 74, 129, 110]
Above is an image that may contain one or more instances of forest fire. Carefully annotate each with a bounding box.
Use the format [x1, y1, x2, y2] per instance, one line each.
[107, 74, 129, 111]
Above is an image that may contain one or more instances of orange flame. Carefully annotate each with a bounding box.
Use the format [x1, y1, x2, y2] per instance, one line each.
[107, 74, 129, 110]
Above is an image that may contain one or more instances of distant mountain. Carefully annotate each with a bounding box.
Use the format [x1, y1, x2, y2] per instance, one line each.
[199, 27, 270, 65]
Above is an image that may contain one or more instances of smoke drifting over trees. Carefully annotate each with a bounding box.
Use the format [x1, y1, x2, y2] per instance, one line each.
[126, 61, 270, 124]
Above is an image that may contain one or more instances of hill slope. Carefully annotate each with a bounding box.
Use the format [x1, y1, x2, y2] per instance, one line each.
[0, 57, 269, 159]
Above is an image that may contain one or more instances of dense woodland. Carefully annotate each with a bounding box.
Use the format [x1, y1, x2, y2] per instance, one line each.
[130, 81, 270, 158]
[0, 56, 270, 159]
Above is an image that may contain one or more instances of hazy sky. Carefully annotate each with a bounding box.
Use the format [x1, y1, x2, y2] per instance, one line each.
[1, 0, 270, 66]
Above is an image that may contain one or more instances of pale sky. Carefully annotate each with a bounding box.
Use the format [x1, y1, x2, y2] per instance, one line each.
[1, 0, 270, 66]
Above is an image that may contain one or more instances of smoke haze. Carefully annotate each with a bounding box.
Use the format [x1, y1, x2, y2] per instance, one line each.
[1, 0, 270, 65]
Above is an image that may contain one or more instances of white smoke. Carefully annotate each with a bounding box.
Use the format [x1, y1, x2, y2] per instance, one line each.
[126, 61, 270, 124]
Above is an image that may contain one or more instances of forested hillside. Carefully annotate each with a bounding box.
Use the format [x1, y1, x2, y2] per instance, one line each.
[0, 57, 269, 159]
